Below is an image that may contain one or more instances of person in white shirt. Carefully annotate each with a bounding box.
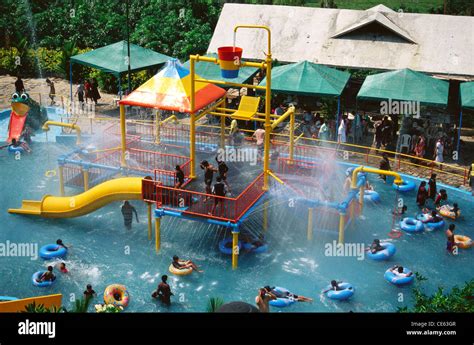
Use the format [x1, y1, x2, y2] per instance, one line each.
[434, 138, 444, 163]
[338, 116, 347, 143]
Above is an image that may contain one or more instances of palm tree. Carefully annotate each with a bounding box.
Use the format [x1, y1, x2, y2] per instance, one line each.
[22, 302, 65, 313]
[206, 297, 225, 312]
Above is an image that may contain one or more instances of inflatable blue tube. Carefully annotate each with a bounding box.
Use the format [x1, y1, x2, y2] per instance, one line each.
[392, 180, 416, 192]
[8, 145, 24, 153]
[400, 217, 424, 233]
[367, 243, 396, 261]
[218, 238, 241, 255]
[357, 190, 381, 203]
[39, 244, 67, 260]
[269, 287, 297, 308]
[0, 296, 18, 302]
[242, 242, 268, 254]
[416, 213, 445, 230]
[325, 282, 354, 301]
[384, 268, 414, 286]
[32, 271, 56, 287]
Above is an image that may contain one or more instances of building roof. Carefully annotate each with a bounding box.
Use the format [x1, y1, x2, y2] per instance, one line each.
[71, 40, 171, 75]
[208, 4, 474, 79]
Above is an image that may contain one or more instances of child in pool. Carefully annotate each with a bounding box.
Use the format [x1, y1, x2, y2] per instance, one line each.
[392, 205, 407, 216]
[59, 262, 68, 273]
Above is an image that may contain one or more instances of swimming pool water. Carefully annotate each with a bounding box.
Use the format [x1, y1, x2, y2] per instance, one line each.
[0, 111, 473, 312]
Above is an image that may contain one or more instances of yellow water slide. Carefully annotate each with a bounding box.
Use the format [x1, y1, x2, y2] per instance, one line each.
[8, 177, 143, 218]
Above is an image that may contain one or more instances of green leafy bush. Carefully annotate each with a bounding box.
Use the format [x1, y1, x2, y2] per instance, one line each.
[398, 277, 474, 313]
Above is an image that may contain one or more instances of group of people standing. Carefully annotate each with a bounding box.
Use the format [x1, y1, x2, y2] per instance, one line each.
[75, 79, 101, 105]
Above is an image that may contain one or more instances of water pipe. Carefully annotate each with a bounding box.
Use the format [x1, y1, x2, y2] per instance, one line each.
[42, 121, 82, 145]
[351, 166, 403, 189]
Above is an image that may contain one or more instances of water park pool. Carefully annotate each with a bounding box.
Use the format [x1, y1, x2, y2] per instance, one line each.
[0, 112, 473, 313]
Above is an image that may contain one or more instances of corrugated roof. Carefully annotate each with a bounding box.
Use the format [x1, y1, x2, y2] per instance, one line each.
[208, 4, 474, 78]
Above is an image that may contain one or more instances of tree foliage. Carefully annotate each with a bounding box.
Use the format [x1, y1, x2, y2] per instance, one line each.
[399, 277, 474, 313]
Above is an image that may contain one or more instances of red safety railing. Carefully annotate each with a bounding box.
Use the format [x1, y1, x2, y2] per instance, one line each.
[234, 172, 266, 220]
[277, 157, 318, 176]
[141, 172, 266, 223]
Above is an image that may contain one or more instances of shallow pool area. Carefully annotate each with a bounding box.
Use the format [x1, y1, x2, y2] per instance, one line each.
[0, 112, 473, 313]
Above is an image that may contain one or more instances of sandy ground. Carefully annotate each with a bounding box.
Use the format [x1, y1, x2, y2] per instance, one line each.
[0, 75, 120, 116]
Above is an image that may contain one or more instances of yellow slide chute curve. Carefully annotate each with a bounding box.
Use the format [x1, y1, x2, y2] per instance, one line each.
[8, 177, 143, 218]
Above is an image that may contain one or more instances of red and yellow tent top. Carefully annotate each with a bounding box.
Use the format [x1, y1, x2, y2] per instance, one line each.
[119, 59, 226, 112]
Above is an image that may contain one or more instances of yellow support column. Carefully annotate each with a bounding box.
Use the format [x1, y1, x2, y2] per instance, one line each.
[189, 58, 196, 179]
[147, 203, 152, 240]
[155, 217, 161, 252]
[232, 231, 239, 270]
[338, 212, 346, 244]
[289, 110, 295, 163]
[120, 104, 127, 167]
[58, 165, 65, 197]
[307, 208, 313, 240]
[83, 167, 89, 191]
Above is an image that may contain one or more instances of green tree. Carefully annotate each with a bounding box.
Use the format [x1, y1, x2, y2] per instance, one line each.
[399, 278, 474, 313]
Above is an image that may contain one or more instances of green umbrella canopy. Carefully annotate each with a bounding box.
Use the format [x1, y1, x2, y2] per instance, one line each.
[357, 68, 449, 106]
[259, 60, 350, 97]
[71, 40, 171, 75]
[460, 82, 474, 110]
[184, 53, 259, 86]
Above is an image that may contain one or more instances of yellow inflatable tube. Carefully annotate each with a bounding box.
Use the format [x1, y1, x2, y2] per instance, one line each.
[169, 263, 193, 276]
[454, 235, 473, 249]
[104, 284, 129, 308]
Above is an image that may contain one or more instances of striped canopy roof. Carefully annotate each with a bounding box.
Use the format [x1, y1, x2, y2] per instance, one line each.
[120, 59, 226, 112]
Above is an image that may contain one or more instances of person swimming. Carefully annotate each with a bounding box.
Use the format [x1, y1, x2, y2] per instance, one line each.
[59, 262, 68, 273]
[10, 138, 31, 153]
[389, 265, 412, 278]
[264, 286, 312, 302]
[56, 239, 69, 250]
[37, 266, 55, 282]
[369, 239, 384, 254]
[423, 210, 443, 224]
[434, 189, 448, 207]
[445, 224, 456, 253]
